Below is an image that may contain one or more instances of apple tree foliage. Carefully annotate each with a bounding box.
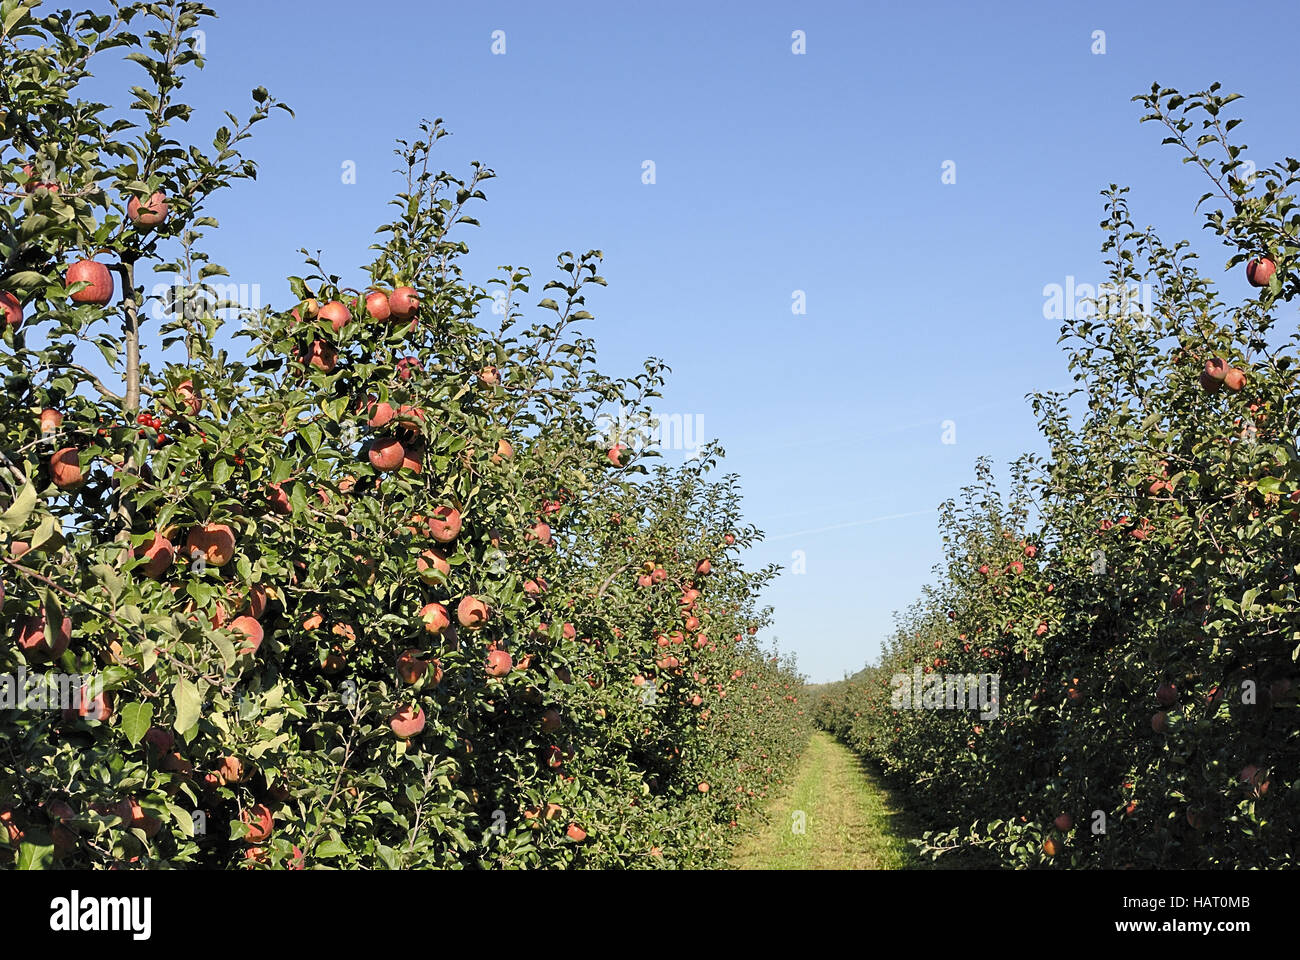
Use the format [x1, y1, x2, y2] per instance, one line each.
[0, 0, 808, 869]
[813, 85, 1300, 868]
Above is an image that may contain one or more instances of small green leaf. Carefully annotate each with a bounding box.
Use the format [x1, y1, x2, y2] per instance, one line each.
[0, 481, 38, 534]
[172, 677, 202, 733]
[313, 839, 350, 858]
[17, 837, 54, 871]
[120, 701, 153, 746]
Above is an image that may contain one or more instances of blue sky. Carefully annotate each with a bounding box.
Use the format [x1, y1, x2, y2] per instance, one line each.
[83, 0, 1300, 681]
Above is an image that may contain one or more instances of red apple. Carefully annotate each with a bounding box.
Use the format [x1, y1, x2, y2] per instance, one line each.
[419, 602, 450, 635]
[486, 648, 512, 677]
[16, 612, 72, 660]
[397, 649, 428, 684]
[230, 615, 264, 655]
[241, 803, 274, 842]
[127, 192, 169, 228]
[319, 300, 351, 333]
[1156, 682, 1177, 707]
[458, 596, 489, 630]
[428, 505, 462, 543]
[389, 703, 426, 739]
[267, 482, 292, 515]
[50, 447, 84, 490]
[368, 437, 405, 472]
[1246, 257, 1276, 287]
[389, 286, 419, 320]
[175, 379, 202, 415]
[0, 292, 22, 329]
[306, 339, 337, 372]
[394, 404, 425, 429]
[416, 549, 450, 583]
[134, 532, 175, 579]
[64, 687, 111, 723]
[186, 523, 236, 566]
[66, 259, 114, 305]
[1201, 357, 1228, 393]
[363, 290, 391, 321]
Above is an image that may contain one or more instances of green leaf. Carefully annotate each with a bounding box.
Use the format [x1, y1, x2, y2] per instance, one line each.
[4, 5, 33, 34]
[3, 271, 46, 290]
[212, 458, 234, 486]
[0, 481, 38, 535]
[1257, 476, 1283, 496]
[120, 701, 153, 746]
[313, 839, 350, 858]
[17, 838, 54, 871]
[169, 802, 196, 837]
[211, 628, 237, 671]
[30, 514, 65, 553]
[89, 563, 125, 603]
[172, 677, 202, 733]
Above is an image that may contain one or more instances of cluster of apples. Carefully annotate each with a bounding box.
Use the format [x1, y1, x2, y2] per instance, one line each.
[290, 286, 419, 376]
[41, 378, 204, 495]
[386, 505, 502, 740]
[1199, 356, 1247, 394]
[9, 192, 170, 330]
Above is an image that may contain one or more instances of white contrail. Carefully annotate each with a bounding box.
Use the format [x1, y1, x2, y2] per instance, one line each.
[766, 508, 935, 541]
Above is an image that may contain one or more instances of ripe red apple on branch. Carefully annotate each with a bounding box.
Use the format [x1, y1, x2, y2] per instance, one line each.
[1246, 257, 1275, 287]
[127, 191, 169, 228]
[389, 285, 419, 320]
[389, 704, 426, 739]
[66, 259, 114, 305]
[363, 289, 391, 320]
[50, 447, 84, 490]
[486, 648, 512, 677]
[0, 291, 22, 328]
[1200, 357, 1228, 393]
[186, 523, 236, 566]
[319, 299, 351, 333]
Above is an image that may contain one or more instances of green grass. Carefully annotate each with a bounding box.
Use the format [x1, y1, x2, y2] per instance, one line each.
[730, 730, 926, 870]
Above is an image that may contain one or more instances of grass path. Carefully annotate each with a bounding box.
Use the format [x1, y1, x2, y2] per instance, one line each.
[730, 730, 924, 870]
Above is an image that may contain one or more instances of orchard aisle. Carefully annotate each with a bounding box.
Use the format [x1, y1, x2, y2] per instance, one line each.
[730, 731, 921, 870]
